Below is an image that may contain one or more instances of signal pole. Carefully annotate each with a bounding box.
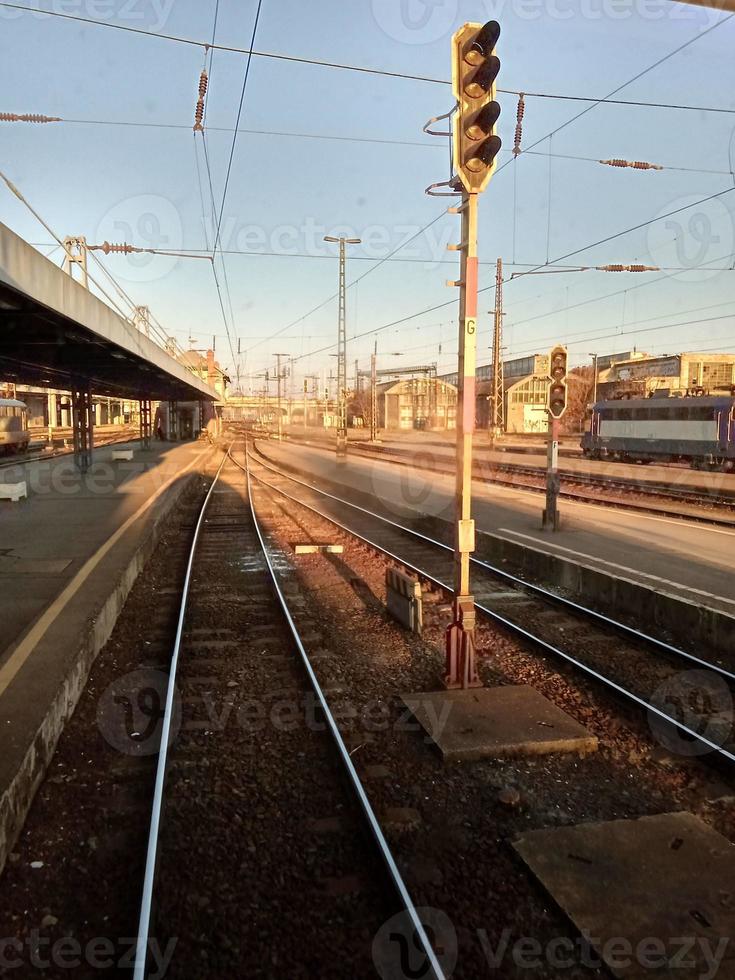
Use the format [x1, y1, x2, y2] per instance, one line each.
[273, 353, 288, 441]
[370, 340, 379, 442]
[441, 20, 502, 690]
[446, 190, 482, 689]
[489, 257, 504, 445]
[324, 235, 361, 457]
[542, 345, 568, 531]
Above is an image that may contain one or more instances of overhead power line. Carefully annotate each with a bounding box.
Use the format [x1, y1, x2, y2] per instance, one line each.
[263, 14, 734, 357]
[1, 2, 734, 114]
[290, 185, 735, 365]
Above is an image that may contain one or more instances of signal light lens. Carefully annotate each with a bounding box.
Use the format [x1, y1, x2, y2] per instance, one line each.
[550, 360, 566, 381]
[466, 134, 502, 172]
[465, 101, 501, 141]
[465, 20, 501, 65]
[464, 55, 501, 99]
[549, 383, 566, 417]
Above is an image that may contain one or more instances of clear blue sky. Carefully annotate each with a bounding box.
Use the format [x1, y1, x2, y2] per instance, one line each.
[2, 0, 734, 391]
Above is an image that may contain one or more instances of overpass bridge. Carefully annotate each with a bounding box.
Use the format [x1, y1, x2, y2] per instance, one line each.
[0, 222, 218, 468]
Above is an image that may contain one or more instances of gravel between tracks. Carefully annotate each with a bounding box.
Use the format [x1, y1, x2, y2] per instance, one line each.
[249, 468, 735, 980]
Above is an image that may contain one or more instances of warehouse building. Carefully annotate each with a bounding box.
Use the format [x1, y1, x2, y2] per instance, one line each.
[441, 353, 551, 434]
[598, 351, 735, 400]
[376, 377, 457, 430]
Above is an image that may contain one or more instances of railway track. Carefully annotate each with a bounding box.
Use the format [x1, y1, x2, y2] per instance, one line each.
[133, 446, 443, 979]
[280, 432, 735, 524]
[348, 442, 735, 521]
[246, 441, 735, 769]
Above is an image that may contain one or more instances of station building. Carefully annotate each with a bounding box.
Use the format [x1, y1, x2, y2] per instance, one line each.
[597, 351, 735, 399]
[4, 347, 228, 440]
[4, 383, 138, 430]
[375, 377, 457, 430]
[441, 353, 551, 434]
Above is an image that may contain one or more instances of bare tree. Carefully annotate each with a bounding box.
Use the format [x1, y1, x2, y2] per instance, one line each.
[562, 366, 594, 434]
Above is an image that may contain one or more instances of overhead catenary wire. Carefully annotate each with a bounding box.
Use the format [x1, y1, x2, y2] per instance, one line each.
[251, 14, 734, 358]
[0, 167, 200, 372]
[289, 185, 735, 365]
[206, 0, 264, 380]
[1, 1, 733, 115]
[5, 8, 729, 375]
[11, 114, 733, 177]
[5, 1, 733, 379]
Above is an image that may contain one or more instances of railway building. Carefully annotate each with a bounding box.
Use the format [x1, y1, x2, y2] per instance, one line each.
[441, 353, 553, 434]
[374, 376, 458, 430]
[598, 351, 735, 400]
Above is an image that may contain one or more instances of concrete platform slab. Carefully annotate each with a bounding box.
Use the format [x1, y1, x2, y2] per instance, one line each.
[513, 811, 735, 979]
[0, 440, 213, 875]
[401, 686, 597, 761]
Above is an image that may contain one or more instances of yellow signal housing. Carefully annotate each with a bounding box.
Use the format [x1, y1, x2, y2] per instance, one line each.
[451, 21, 502, 194]
[547, 344, 568, 419]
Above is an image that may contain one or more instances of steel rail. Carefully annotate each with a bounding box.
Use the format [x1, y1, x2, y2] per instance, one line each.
[281, 432, 735, 520]
[247, 443, 735, 683]
[240, 449, 735, 767]
[342, 442, 735, 527]
[134, 445, 445, 980]
[242, 445, 446, 980]
[133, 449, 230, 980]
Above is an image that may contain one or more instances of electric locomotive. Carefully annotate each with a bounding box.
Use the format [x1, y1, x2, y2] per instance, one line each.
[581, 394, 735, 471]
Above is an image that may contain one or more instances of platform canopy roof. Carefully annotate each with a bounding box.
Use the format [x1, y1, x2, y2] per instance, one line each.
[0, 222, 217, 401]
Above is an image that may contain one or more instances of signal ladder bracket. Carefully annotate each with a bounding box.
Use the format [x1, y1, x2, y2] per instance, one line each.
[422, 107, 463, 198]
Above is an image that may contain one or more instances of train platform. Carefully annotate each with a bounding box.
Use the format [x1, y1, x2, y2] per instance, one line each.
[256, 439, 735, 621]
[285, 426, 733, 495]
[0, 438, 213, 873]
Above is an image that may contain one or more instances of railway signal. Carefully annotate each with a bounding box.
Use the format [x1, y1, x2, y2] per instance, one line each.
[429, 20, 503, 690]
[543, 345, 568, 532]
[547, 345, 568, 419]
[451, 21, 502, 194]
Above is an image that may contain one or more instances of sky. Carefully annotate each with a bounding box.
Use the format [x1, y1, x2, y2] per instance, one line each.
[1, 0, 734, 392]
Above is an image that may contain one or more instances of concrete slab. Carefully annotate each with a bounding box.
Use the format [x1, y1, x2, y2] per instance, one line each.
[0, 481, 27, 502]
[293, 543, 344, 554]
[513, 811, 735, 979]
[401, 686, 597, 762]
[111, 449, 134, 461]
[0, 440, 213, 875]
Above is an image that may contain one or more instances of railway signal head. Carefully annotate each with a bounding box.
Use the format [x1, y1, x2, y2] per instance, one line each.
[452, 21, 502, 194]
[547, 345, 568, 419]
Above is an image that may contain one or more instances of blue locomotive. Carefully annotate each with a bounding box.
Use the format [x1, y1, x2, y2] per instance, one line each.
[581, 395, 735, 471]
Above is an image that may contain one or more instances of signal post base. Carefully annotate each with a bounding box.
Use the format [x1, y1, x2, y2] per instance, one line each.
[336, 429, 347, 459]
[542, 472, 561, 531]
[444, 596, 482, 690]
